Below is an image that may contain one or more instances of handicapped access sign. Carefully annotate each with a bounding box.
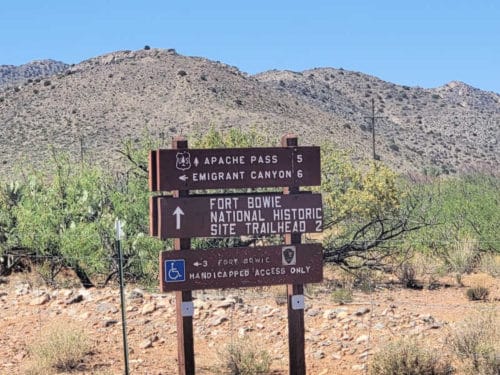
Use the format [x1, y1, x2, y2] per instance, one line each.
[164, 259, 186, 282]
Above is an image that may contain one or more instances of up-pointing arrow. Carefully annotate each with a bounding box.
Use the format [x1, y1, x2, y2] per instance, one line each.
[173, 206, 184, 230]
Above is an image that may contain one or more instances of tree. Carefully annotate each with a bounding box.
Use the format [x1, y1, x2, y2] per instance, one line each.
[11, 146, 164, 287]
[318, 145, 431, 270]
[407, 173, 499, 254]
[13, 153, 109, 286]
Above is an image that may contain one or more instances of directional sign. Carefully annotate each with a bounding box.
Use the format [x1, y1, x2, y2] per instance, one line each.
[157, 193, 323, 239]
[153, 146, 321, 191]
[159, 244, 323, 292]
[172, 206, 184, 230]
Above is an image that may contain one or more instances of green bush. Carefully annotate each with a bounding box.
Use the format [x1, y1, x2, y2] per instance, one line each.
[3, 143, 164, 286]
[408, 175, 499, 255]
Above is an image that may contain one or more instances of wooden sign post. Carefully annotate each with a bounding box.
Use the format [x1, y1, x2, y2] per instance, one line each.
[172, 137, 195, 375]
[149, 136, 322, 375]
[283, 135, 306, 375]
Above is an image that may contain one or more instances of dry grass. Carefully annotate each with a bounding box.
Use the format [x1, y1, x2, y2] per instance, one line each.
[447, 311, 499, 375]
[217, 337, 272, 375]
[24, 320, 92, 374]
[478, 253, 500, 278]
[445, 238, 479, 286]
[370, 337, 454, 375]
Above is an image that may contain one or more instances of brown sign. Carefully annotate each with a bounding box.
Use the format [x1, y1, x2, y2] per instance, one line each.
[156, 193, 323, 239]
[160, 243, 323, 292]
[152, 146, 321, 191]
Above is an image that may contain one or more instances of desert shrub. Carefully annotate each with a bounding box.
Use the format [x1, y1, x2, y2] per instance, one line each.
[177, 70, 187, 77]
[9, 144, 165, 287]
[26, 321, 91, 373]
[402, 253, 447, 289]
[466, 286, 489, 301]
[320, 145, 429, 270]
[478, 253, 500, 277]
[331, 288, 353, 304]
[396, 262, 419, 289]
[370, 337, 454, 375]
[444, 237, 479, 286]
[408, 175, 499, 254]
[447, 312, 499, 375]
[218, 338, 272, 375]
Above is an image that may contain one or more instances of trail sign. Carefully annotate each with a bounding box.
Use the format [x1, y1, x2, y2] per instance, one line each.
[153, 146, 320, 191]
[160, 243, 323, 292]
[150, 135, 323, 375]
[156, 193, 323, 239]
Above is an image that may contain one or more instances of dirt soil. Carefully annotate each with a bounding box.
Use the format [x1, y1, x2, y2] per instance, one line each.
[0, 270, 498, 375]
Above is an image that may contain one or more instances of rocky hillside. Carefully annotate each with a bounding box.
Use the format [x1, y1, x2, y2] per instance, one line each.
[0, 60, 69, 88]
[256, 69, 499, 174]
[0, 48, 498, 176]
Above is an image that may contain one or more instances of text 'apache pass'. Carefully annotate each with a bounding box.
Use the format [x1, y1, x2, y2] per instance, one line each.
[154, 146, 321, 190]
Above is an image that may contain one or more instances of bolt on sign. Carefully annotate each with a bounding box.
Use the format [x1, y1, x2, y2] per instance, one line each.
[152, 146, 321, 191]
[155, 192, 323, 239]
[160, 243, 323, 292]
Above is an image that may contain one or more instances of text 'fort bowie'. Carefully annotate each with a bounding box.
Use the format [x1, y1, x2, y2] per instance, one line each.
[209, 195, 322, 236]
[157, 193, 323, 239]
[159, 244, 324, 292]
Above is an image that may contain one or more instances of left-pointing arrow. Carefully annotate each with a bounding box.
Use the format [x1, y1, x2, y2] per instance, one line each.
[179, 175, 188, 182]
[173, 206, 184, 230]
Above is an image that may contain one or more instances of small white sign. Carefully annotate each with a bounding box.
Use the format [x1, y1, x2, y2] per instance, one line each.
[291, 295, 305, 310]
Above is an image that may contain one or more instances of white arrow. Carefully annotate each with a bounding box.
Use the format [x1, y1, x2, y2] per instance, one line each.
[173, 206, 184, 230]
[178, 175, 188, 182]
[193, 261, 202, 267]
[193, 157, 199, 167]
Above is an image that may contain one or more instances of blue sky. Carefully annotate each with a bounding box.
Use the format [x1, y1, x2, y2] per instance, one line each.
[1, 0, 499, 93]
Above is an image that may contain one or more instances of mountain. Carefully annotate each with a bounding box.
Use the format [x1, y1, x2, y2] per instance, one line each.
[0, 48, 498, 177]
[0, 60, 69, 87]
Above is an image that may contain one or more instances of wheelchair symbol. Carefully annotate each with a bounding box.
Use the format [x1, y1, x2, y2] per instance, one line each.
[165, 260, 185, 282]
